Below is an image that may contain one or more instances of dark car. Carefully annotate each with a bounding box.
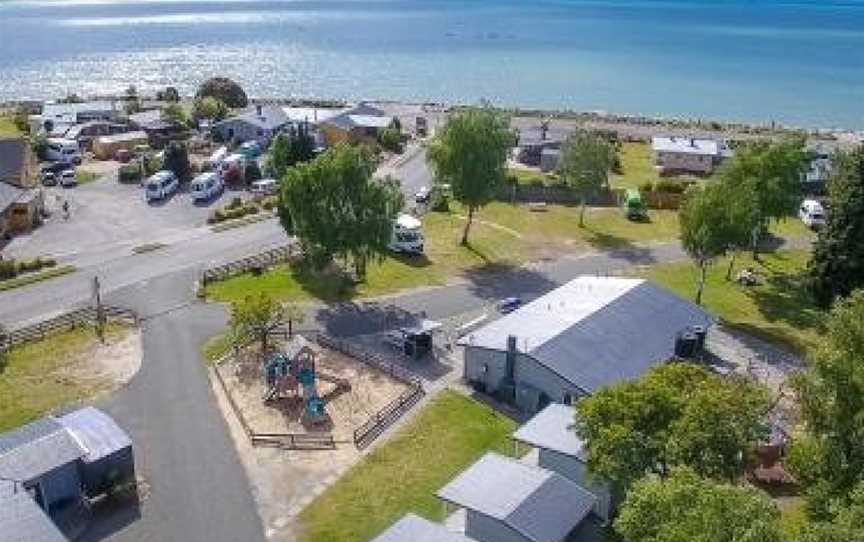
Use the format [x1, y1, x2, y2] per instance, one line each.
[41, 171, 57, 186]
[497, 296, 523, 314]
[41, 161, 71, 175]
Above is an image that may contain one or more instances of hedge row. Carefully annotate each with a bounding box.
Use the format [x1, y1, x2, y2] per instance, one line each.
[0, 256, 58, 280]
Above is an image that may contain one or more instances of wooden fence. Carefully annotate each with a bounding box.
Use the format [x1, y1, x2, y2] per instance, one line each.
[1, 306, 137, 352]
[201, 245, 295, 285]
[316, 333, 426, 449]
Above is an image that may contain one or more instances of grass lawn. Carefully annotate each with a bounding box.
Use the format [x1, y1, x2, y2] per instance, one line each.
[0, 323, 130, 431]
[0, 114, 22, 137]
[507, 167, 557, 186]
[640, 249, 824, 354]
[297, 390, 518, 542]
[610, 142, 710, 190]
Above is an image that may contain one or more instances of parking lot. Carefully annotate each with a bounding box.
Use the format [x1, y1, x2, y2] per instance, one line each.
[6, 166, 242, 263]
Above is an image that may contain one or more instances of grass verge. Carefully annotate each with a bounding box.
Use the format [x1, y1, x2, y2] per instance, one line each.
[75, 168, 99, 185]
[297, 390, 517, 542]
[0, 323, 131, 431]
[0, 265, 76, 292]
[200, 332, 232, 365]
[210, 212, 274, 233]
[639, 249, 824, 354]
[132, 242, 167, 255]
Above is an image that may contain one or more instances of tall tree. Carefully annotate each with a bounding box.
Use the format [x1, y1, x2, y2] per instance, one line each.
[788, 289, 864, 517]
[426, 105, 512, 245]
[228, 293, 284, 354]
[807, 146, 864, 307]
[614, 468, 783, 542]
[575, 363, 770, 497]
[558, 130, 617, 227]
[278, 144, 403, 279]
[264, 124, 316, 179]
[162, 141, 191, 182]
[163, 103, 188, 128]
[192, 96, 229, 123]
[196, 76, 248, 108]
[798, 482, 864, 542]
[720, 138, 809, 258]
[678, 180, 754, 304]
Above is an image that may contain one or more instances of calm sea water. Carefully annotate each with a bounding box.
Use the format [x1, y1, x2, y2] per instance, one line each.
[1, 0, 863, 128]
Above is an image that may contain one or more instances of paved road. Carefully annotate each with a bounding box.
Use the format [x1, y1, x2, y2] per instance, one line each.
[81, 270, 265, 542]
[377, 145, 433, 210]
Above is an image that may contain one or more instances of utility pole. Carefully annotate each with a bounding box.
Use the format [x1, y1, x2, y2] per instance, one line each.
[92, 276, 105, 343]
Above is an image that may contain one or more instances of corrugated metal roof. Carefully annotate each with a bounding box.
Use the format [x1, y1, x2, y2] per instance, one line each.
[0, 181, 26, 213]
[0, 490, 67, 542]
[437, 453, 595, 542]
[652, 136, 720, 156]
[0, 417, 64, 456]
[512, 404, 586, 460]
[371, 514, 476, 542]
[215, 106, 289, 131]
[58, 407, 131, 463]
[460, 277, 713, 393]
[0, 425, 84, 483]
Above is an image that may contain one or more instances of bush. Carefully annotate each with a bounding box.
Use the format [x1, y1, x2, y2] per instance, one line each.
[654, 179, 686, 194]
[228, 197, 243, 210]
[528, 177, 545, 187]
[261, 196, 278, 211]
[0, 260, 17, 280]
[640, 181, 655, 192]
[196, 77, 248, 109]
[118, 164, 142, 184]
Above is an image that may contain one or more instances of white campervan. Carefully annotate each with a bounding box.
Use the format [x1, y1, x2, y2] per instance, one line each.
[799, 199, 826, 230]
[45, 138, 82, 164]
[190, 172, 223, 202]
[390, 213, 424, 255]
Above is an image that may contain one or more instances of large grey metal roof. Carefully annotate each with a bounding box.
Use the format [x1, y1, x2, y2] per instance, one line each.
[0, 138, 29, 186]
[58, 407, 131, 464]
[0, 489, 67, 542]
[0, 417, 85, 482]
[0, 181, 26, 213]
[437, 453, 596, 542]
[512, 404, 586, 461]
[461, 277, 713, 393]
[321, 103, 389, 130]
[215, 105, 289, 131]
[371, 514, 476, 542]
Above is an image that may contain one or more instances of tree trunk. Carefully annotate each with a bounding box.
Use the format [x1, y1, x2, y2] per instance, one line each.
[288, 318, 293, 337]
[579, 200, 586, 228]
[725, 250, 738, 281]
[354, 254, 367, 282]
[260, 330, 268, 355]
[751, 224, 761, 262]
[695, 260, 707, 305]
[461, 205, 474, 245]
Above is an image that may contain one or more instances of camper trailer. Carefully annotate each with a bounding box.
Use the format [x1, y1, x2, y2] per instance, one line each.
[390, 213, 424, 255]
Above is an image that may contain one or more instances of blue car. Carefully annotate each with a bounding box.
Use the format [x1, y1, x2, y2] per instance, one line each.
[238, 141, 263, 159]
[497, 297, 523, 314]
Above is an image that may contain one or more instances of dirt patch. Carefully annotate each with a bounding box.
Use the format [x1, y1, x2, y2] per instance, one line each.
[212, 339, 411, 541]
[63, 328, 143, 389]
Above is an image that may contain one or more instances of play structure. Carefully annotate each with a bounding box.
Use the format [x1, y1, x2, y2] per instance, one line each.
[263, 336, 349, 425]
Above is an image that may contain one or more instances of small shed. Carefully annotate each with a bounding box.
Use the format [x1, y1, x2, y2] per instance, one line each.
[92, 131, 149, 160]
[57, 407, 134, 498]
[371, 513, 477, 542]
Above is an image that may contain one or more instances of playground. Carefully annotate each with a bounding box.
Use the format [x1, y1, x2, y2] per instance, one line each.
[217, 334, 411, 443]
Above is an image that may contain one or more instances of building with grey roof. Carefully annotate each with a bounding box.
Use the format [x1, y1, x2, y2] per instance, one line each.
[319, 103, 394, 146]
[437, 452, 597, 542]
[212, 104, 290, 146]
[372, 513, 477, 542]
[460, 276, 713, 413]
[651, 135, 732, 175]
[512, 404, 612, 521]
[0, 408, 135, 541]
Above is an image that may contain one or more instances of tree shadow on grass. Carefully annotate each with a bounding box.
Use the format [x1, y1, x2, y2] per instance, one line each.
[289, 265, 356, 303]
[581, 224, 659, 265]
[389, 252, 432, 269]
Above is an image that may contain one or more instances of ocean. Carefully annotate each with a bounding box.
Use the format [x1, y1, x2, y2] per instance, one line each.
[1, 0, 863, 128]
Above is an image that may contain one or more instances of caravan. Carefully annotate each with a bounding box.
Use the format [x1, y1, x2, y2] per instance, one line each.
[390, 213, 424, 255]
[45, 138, 82, 164]
[799, 199, 826, 230]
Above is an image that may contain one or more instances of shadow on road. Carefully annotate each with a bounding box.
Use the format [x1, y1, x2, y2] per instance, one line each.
[462, 261, 558, 302]
[315, 301, 419, 338]
[77, 493, 142, 542]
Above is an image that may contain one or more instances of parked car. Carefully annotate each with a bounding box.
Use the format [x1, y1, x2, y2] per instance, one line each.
[250, 178, 277, 196]
[190, 172, 224, 202]
[238, 141, 263, 159]
[45, 138, 82, 164]
[145, 170, 179, 203]
[42, 161, 71, 175]
[41, 171, 57, 186]
[415, 186, 431, 204]
[497, 296, 523, 314]
[799, 199, 826, 230]
[60, 169, 77, 187]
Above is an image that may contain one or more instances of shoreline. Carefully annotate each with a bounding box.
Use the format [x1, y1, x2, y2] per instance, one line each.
[3, 93, 862, 143]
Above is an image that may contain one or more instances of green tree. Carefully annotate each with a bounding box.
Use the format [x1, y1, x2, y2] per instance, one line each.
[192, 96, 229, 123]
[278, 144, 403, 279]
[788, 290, 864, 517]
[228, 293, 284, 354]
[162, 141, 191, 182]
[719, 138, 809, 258]
[163, 103, 188, 128]
[158, 86, 180, 102]
[575, 363, 770, 497]
[426, 105, 512, 245]
[30, 133, 48, 160]
[807, 146, 864, 307]
[798, 482, 864, 542]
[558, 130, 617, 227]
[679, 180, 755, 304]
[196, 77, 248, 109]
[614, 468, 783, 542]
[378, 125, 402, 153]
[263, 124, 316, 179]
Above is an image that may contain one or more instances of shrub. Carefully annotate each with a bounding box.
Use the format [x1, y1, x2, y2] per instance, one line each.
[228, 197, 243, 210]
[640, 181, 655, 192]
[528, 177, 545, 187]
[261, 197, 277, 211]
[655, 179, 686, 194]
[118, 164, 142, 184]
[0, 260, 17, 280]
[245, 205, 260, 215]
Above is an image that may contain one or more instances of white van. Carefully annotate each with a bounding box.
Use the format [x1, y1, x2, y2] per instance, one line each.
[190, 172, 223, 202]
[250, 178, 277, 196]
[45, 138, 82, 164]
[145, 170, 179, 203]
[799, 199, 826, 230]
[206, 146, 228, 170]
[390, 213, 424, 254]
